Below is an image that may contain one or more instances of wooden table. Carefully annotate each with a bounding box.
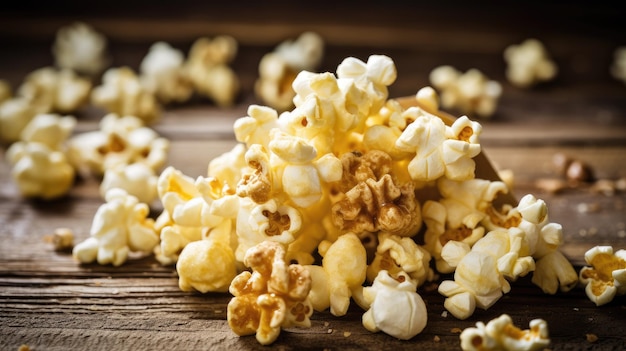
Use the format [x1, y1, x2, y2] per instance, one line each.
[1, 3, 626, 350]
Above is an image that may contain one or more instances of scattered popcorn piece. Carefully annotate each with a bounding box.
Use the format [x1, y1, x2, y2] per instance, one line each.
[50, 227, 75, 251]
[504, 38, 558, 88]
[255, 32, 325, 111]
[91, 67, 161, 124]
[227, 241, 312, 345]
[53, 22, 109, 76]
[73, 188, 159, 266]
[610, 46, 626, 84]
[429, 65, 501, 118]
[0, 98, 39, 144]
[17, 67, 92, 114]
[100, 163, 159, 205]
[460, 314, 550, 351]
[362, 270, 427, 340]
[579, 245, 626, 306]
[67, 113, 169, 177]
[185, 36, 240, 106]
[18, 113, 76, 151]
[6, 142, 75, 199]
[139, 41, 193, 104]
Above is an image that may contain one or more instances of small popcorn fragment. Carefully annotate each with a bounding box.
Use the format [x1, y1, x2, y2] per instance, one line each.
[579, 245, 626, 306]
[503, 38, 558, 88]
[53, 22, 110, 76]
[362, 270, 427, 340]
[255, 32, 324, 112]
[91, 67, 161, 124]
[185, 36, 240, 107]
[429, 65, 501, 118]
[460, 314, 550, 351]
[72, 188, 160, 266]
[140, 41, 193, 104]
[610, 46, 626, 85]
[227, 241, 312, 345]
[17, 67, 92, 114]
[50, 227, 75, 251]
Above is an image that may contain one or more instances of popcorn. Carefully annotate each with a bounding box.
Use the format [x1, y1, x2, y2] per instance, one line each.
[579, 245, 626, 306]
[0, 98, 37, 144]
[6, 142, 75, 199]
[50, 228, 75, 251]
[429, 65, 501, 118]
[91, 67, 161, 124]
[52, 22, 109, 76]
[72, 188, 159, 266]
[18, 113, 76, 151]
[362, 270, 427, 340]
[0, 79, 11, 103]
[100, 163, 159, 205]
[227, 241, 312, 345]
[611, 46, 626, 84]
[460, 314, 550, 351]
[67, 113, 169, 177]
[504, 38, 558, 88]
[234, 105, 279, 149]
[185, 36, 240, 107]
[139, 41, 193, 104]
[17, 67, 92, 114]
[255, 32, 325, 111]
[367, 232, 433, 286]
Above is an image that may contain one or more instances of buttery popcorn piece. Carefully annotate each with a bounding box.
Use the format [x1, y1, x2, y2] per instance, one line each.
[227, 241, 312, 345]
[53, 22, 109, 76]
[579, 245, 626, 306]
[504, 38, 558, 88]
[429, 65, 501, 118]
[72, 188, 159, 266]
[0, 98, 38, 144]
[140, 41, 193, 104]
[611, 46, 626, 84]
[362, 270, 427, 340]
[255, 32, 324, 111]
[17, 67, 92, 114]
[185, 36, 240, 106]
[19, 113, 76, 151]
[91, 67, 161, 124]
[460, 314, 550, 351]
[0, 79, 11, 103]
[100, 163, 159, 205]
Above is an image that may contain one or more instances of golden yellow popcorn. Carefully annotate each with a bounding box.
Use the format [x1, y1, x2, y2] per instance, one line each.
[67, 113, 169, 177]
[460, 314, 550, 351]
[185, 36, 240, 107]
[0, 79, 11, 103]
[429, 65, 501, 118]
[19, 113, 76, 151]
[6, 142, 75, 199]
[504, 38, 558, 88]
[100, 163, 159, 205]
[0, 98, 37, 144]
[579, 245, 626, 306]
[72, 188, 159, 266]
[53, 22, 109, 76]
[227, 241, 312, 345]
[255, 32, 324, 111]
[362, 270, 427, 340]
[91, 67, 161, 124]
[234, 104, 279, 149]
[139, 41, 193, 104]
[17, 67, 92, 114]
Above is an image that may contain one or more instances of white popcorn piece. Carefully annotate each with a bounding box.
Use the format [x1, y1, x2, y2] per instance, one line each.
[321, 233, 367, 316]
[91, 67, 161, 124]
[460, 314, 550, 351]
[185, 36, 240, 107]
[0, 98, 38, 144]
[19, 113, 76, 151]
[53, 22, 109, 76]
[67, 113, 169, 177]
[233, 104, 279, 148]
[504, 38, 558, 88]
[255, 32, 325, 111]
[72, 188, 159, 266]
[362, 270, 427, 340]
[100, 163, 158, 205]
[6, 142, 75, 199]
[611, 46, 626, 84]
[17, 67, 92, 114]
[429, 65, 501, 118]
[139, 41, 193, 104]
[579, 245, 626, 306]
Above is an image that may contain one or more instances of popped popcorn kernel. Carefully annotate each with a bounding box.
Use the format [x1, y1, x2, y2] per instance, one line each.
[140, 41, 193, 104]
[610, 46, 626, 84]
[429, 65, 501, 118]
[0, 79, 11, 104]
[579, 245, 626, 306]
[227, 241, 312, 345]
[460, 314, 550, 351]
[53, 21, 110, 76]
[17, 67, 92, 114]
[504, 38, 558, 88]
[0, 98, 38, 144]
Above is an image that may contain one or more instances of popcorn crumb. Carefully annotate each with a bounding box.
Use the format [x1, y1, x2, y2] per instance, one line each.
[433, 335, 441, 342]
[327, 328, 333, 334]
[18, 345, 31, 351]
[343, 331, 351, 337]
[451, 327, 462, 334]
[51, 227, 74, 251]
[441, 311, 448, 318]
[586, 333, 598, 343]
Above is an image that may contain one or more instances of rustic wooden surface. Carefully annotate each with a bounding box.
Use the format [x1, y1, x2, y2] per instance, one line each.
[1, 3, 626, 350]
